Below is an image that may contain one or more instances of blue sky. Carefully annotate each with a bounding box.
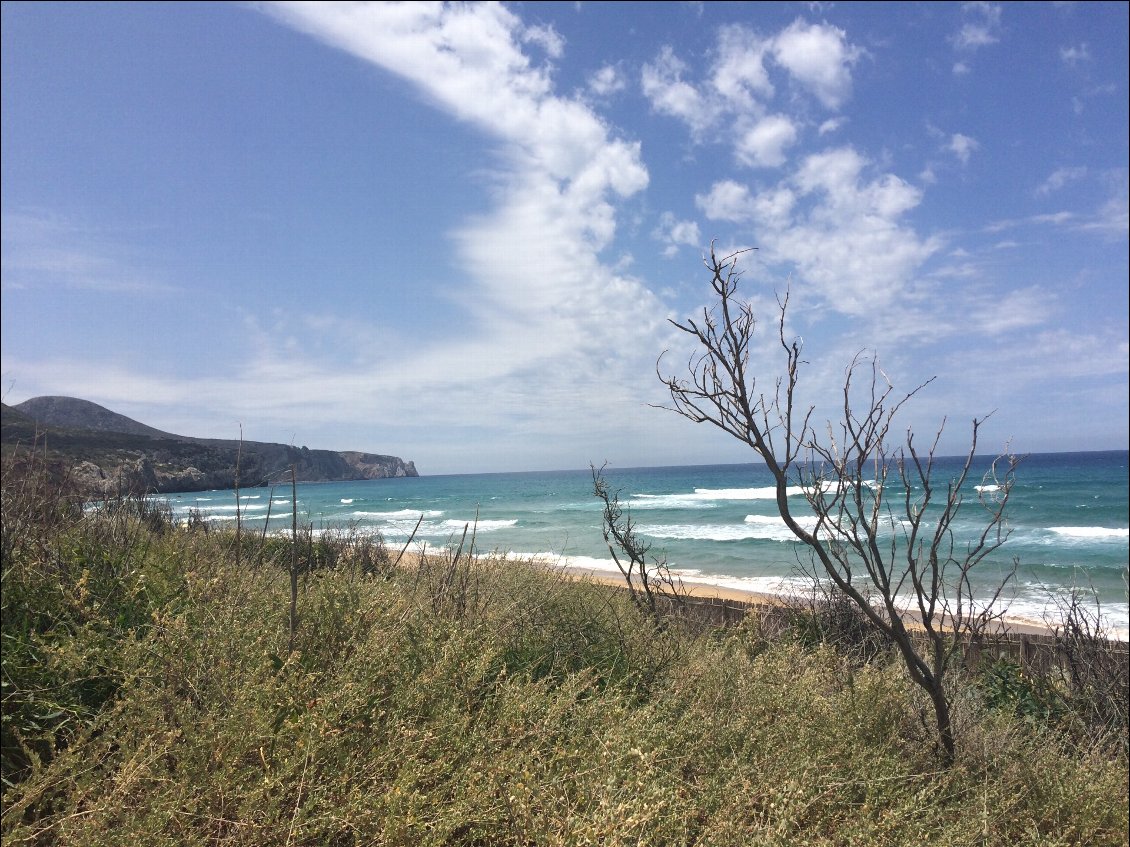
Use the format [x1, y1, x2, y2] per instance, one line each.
[2, 1, 1127, 474]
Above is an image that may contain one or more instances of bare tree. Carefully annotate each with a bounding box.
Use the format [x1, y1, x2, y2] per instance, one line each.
[658, 245, 1019, 763]
[592, 464, 686, 623]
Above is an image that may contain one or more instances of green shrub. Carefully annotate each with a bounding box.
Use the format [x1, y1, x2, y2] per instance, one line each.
[1, 455, 1127, 845]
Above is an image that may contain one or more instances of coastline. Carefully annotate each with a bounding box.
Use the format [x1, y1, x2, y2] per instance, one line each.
[554, 559, 1062, 638]
[402, 539, 1124, 640]
[165, 452, 1130, 642]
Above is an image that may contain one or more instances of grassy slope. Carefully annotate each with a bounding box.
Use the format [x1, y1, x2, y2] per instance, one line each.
[1, 460, 1127, 846]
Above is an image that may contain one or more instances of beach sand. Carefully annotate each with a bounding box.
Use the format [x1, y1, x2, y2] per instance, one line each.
[555, 560, 1058, 638]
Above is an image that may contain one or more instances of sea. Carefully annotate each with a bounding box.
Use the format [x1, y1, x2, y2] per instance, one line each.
[159, 450, 1129, 638]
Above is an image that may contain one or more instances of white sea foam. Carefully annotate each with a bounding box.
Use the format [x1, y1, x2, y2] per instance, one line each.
[441, 518, 518, 532]
[351, 509, 444, 519]
[627, 486, 809, 509]
[975, 484, 1001, 493]
[639, 524, 772, 542]
[194, 504, 269, 512]
[1007, 590, 1129, 640]
[1049, 526, 1129, 540]
[695, 486, 798, 499]
[340, 498, 354, 504]
[639, 514, 820, 543]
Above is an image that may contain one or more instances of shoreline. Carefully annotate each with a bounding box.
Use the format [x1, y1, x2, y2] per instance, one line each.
[404, 541, 1128, 641]
[553, 559, 1063, 638]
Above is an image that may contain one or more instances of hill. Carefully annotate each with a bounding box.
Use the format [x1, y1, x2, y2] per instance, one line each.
[3, 396, 418, 495]
[13, 395, 177, 439]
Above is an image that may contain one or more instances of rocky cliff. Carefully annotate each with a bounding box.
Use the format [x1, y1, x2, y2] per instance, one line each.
[3, 398, 419, 496]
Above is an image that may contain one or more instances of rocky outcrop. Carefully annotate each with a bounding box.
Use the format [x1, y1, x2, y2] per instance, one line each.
[2, 398, 420, 496]
[340, 452, 418, 479]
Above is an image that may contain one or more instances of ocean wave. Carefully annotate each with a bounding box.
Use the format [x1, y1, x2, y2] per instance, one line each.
[638, 514, 818, 543]
[627, 486, 809, 509]
[340, 498, 354, 504]
[186, 504, 270, 513]
[351, 509, 444, 519]
[639, 524, 768, 542]
[440, 518, 518, 532]
[1049, 526, 1129, 540]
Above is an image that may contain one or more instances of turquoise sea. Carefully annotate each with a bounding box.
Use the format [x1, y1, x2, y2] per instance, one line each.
[161, 450, 1129, 637]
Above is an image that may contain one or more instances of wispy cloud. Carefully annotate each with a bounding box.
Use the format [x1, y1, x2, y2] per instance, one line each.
[951, 2, 1002, 74]
[653, 212, 701, 258]
[1035, 165, 1087, 196]
[588, 64, 627, 97]
[235, 2, 678, 467]
[0, 211, 178, 294]
[947, 133, 980, 165]
[952, 2, 1002, 51]
[987, 174, 1128, 238]
[1059, 42, 1090, 66]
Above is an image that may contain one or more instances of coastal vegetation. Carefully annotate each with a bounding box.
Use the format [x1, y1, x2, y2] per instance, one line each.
[2, 449, 1127, 845]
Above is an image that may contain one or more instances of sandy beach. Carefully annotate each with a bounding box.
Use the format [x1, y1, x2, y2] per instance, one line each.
[555, 559, 1062, 638]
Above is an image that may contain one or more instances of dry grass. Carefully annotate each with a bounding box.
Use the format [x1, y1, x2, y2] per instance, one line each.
[2, 454, 1127, 846]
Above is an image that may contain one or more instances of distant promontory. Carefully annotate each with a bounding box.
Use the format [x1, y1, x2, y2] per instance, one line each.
[2, 396, 418, 496]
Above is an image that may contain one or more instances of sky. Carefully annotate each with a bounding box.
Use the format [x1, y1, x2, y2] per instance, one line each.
[2, 1, 1127, 475]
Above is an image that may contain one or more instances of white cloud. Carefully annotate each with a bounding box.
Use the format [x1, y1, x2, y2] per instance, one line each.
[952, 2, 1002, 51]
[710, 24, 774, 109]
[0, 211, 178, 294]
[588, 64, 626, 96]
[522, 22, 565, 58]
[1078, 185, 1129, 238]
[818, 117, 845, 135]
[653, 211, 702, 258]
[246, 2, 676, 467]
[1059, 42, 1091, 65]
[264, 3, 648, 195]
[948, 133, 980, 165]
[734, 114, 798, 168]
[966, 286, 1051, 333]
[986, 176, 1128, 239]
[641, 45, 718, 136]
[696, 180, 756, 222]
[770, 19, 861, 109]
[1035, 166, 1087, 196]
[640, 19, 861, 171]
[753, 147, 940, 316]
